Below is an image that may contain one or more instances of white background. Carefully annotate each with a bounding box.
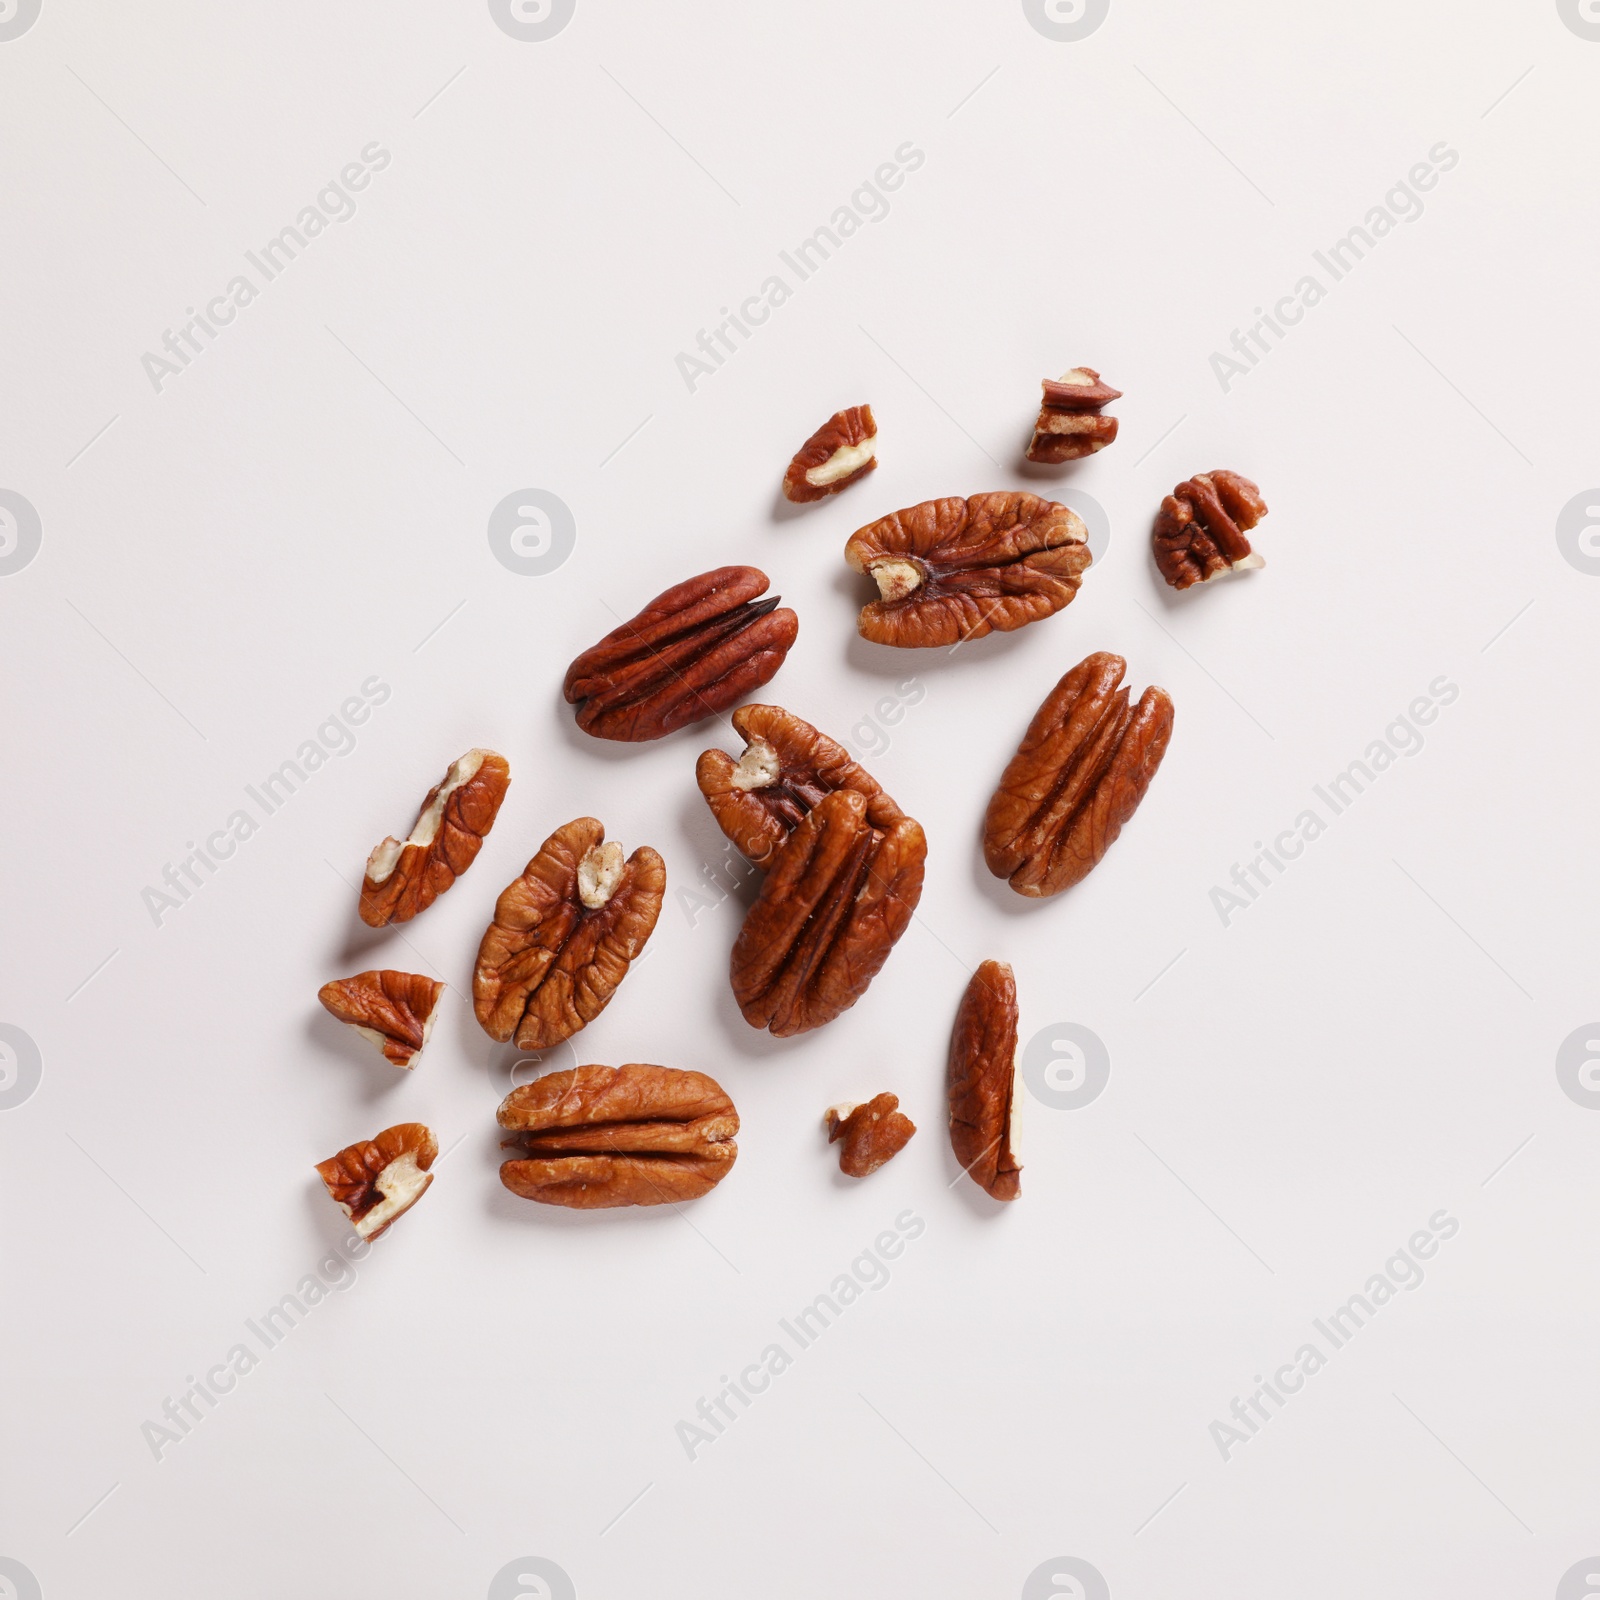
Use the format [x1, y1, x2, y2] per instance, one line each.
[3, 2, 1599, 1596]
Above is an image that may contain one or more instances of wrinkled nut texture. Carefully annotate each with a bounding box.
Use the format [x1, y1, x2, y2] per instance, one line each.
[1026, 367, 1122, 464]
[948, 961, 1021, 1201]
[315, 1122, 438, 1239]
[782, 404, 878, 503]
[845, 493, 1091, 648]
[1152, 470, 1268, 590]
[318, 969, 445, 1069]
[498, 1064, 738, 1208]
[360, 749, 510, 926]
[984, 652, 1174, 898]
[826, 1092, 916, 1177]
[473, 818, 664, 1050]
[563, 566, 799, 741]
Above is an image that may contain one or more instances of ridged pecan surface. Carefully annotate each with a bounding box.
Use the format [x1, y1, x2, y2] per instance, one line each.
[317, 969, 445, 1069]
[782, 404, 878, 502]
[948, 961, 1021, 1201]
[1152, 470, 1268, 589]
[1025, 367, 1121, 463]
[315, 1122, 438, 1239]
[826, 1092, 916, 1177]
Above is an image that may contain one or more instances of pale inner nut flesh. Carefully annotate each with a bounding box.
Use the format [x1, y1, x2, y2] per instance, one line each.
[730, 736, 782, 792]
[871, 559, 925, 603]
[353, 1150, 431, 1239]
[366, 749, 486, 885]
[577, 841, 624, 909]
[807, 435, 877, 487]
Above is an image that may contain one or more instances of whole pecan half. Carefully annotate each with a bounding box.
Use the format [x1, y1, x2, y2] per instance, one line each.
[360, 749, 510, 926]
[983, 652, 1174, 897]
[315, 1122, 438, 1239]
[948, 961, 1021, 1201]
[826, 1092, 916, 1177]
[1026, 367, 1121, 464]
[1152, 470, 1268, 589]
[473, 818, 664, 1049]
[730, 788, 926, 1036]
[498, 1064, 738, 1208]
[782, 404, 878, 502]
[844, 493, 1091, 648]
[563, 566, 798, 741]
[318, 969, 445, 1069]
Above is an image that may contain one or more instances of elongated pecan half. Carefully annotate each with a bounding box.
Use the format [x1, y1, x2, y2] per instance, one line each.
[948, 961, 1021, 1201]
[498, 1064, 738, 1208]
[844, 493, 1091, 648]
[983, 652, 1174, 897]
[826, 1092, 916, 1177]
[1026, 367, 1121, 464]
[782, 404, 878, 502]
[318, 969, 445, 1069]
[473, 818, 664, 1049]
[731, 788, 926, 1036]
[315, 1122, 438, 1239]
[1152, 470, 1268, 589]
[563, 566, 798, 741]
[359, 749, 509, 926]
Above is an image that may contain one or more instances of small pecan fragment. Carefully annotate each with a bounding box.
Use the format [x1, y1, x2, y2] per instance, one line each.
[826, 1093, 916, 1177]
[1152, 470, 1268, 590]
[948, 961, 1021, 1202]
[984, 652, 1173, 898]
[359, 749, 510, 926]
[563, 566, 799, 741]
[318, 969, 445, 1069]
[1026, 367, 1122, 464]
[845, 493, 1091, 648]
[315, 1122, 438, 1239]
[782, 404, 878, 502]
[473, 818, 664, 1049]
[498, 1064, 738, 1208]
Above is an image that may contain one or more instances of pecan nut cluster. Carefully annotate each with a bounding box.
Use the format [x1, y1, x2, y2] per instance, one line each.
[1152, 470, 1268, 589]
[826, 1093, 916, 1177]
[318, 969, 445, 1069]
[315, 1122, 438, 1239]
[1025, 367, 1121, 463]
[948, 960, 1022, 1201]
[782, 404, 878, 502]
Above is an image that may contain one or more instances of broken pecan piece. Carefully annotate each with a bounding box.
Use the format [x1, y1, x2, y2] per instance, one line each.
[359, 749, 509, 926]
[1026, 367, 1121, 464]
[563, 566, 798, 741]
[498, 1064, 738, 1208]
[984, 652, 1174, 897]
[1152, 470, 1268, 589]
[782, 404, 878, 502]
[844, 493, 1091, 648]
[315, 1122, 438, 1239]
[826, 1093, 916, 1177]
[473, 818, 664, 1049]
[948, 961, 1021, 1201]
[317, 969, 445, 1069]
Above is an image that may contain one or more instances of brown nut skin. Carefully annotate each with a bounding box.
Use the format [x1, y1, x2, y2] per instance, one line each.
[782, 404, 878, 503]
[1027, 367, 1121, 464]
[1152, 470, 1268, 590]
[315, 1122, 438, 1240]
[826, 1093, 916, 1177]
[983, 652, 1174, 898]
[473, 818, 665, 1050]
[498, 1064, 738, 1208]
[563, 566, 799, 741]
[948, 961, 1021, 1202]
[317, 969, 445, 1069]
[845, 493, 1090, 648]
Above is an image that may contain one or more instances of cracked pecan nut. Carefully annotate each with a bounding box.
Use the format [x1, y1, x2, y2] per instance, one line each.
[826, 1092, 916, 1177]
[1152, 470, 1268, 589]
[1026, 367, 1122, 464]
[315, 1122, 438, 1239]
[318, 969, 445, 1069]
[984, 652, 1174, 897]
[730, 787, 926, 1036]
[360, 749, 510, 926]
[844, 493, 1091, 648]
[498, 1064, 738, 1208]
[473, 818, 664, 1050]
[948, 961, 1021, 1202]
[563, 566, 799, 741]
[782, 404, 878, 502]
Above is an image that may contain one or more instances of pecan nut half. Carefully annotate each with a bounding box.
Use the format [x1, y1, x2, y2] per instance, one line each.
[315, 1122, 438, 1239]
[983, 652, 1174, 897]
[844, 493, 1091, 648]
[318, 969, 445, 1069]
[730, 788, 926, 1036]
[782, 404, 878, 502]
[1152, 470, 1268, 589]
[826, 1092, 916, 1177]
[563, 566, 799, 741]
[360, 749, 510, 926]
[473, 818, 664, 1049]
[498, 1064, 738, 1208]
[1026, 367, 1122, 464]
[948, 961, 1021, 1201]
